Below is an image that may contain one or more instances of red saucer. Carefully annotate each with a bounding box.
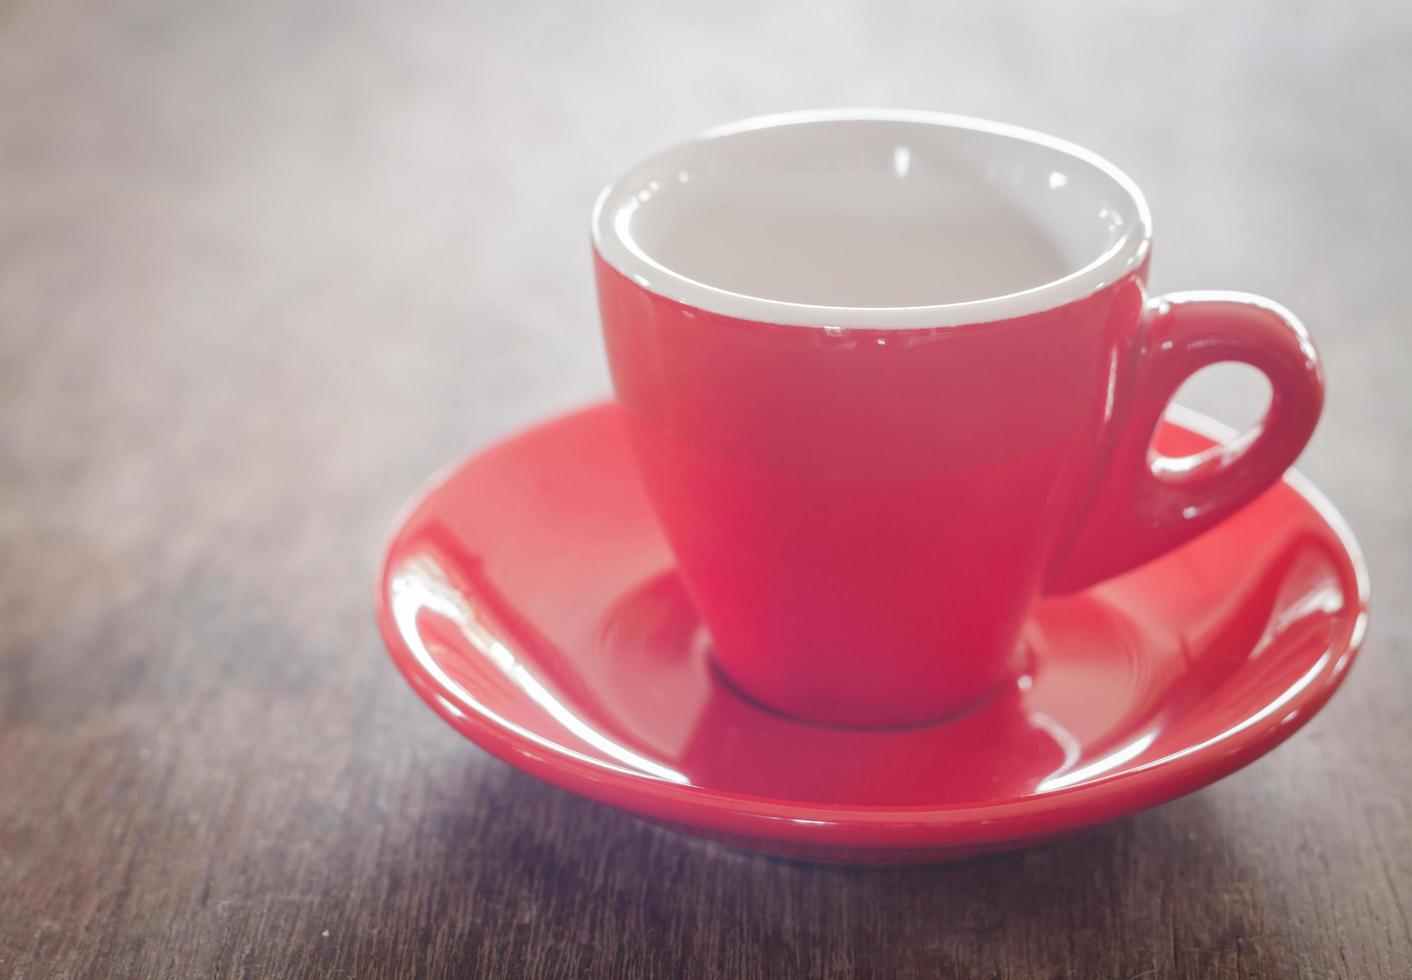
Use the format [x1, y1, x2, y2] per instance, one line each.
[376, 403, 1367, 864]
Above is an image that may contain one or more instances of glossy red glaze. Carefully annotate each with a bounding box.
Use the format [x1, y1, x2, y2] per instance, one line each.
[376, 403, 1366, 865]
[596, 257, 1325, 726]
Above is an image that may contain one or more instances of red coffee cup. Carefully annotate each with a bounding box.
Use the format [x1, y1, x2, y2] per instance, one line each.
[592, 110, 1322, 728]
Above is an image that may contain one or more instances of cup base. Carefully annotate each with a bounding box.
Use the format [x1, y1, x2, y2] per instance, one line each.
[705, 639, 1035, 731]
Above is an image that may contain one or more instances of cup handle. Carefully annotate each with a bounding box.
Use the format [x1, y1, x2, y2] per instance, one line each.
[1045, 291, 1324, 595]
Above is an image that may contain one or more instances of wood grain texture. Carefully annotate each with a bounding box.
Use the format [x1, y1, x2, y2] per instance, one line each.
[2, 1, 1410, 977]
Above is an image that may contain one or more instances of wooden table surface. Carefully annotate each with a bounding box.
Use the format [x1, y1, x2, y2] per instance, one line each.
[3, 1, 1410, 977]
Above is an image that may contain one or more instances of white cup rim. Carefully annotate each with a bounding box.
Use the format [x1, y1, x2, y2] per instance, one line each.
[591, 109, 1153, 329]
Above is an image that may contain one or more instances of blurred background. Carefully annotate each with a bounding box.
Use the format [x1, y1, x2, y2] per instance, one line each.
[3, 1, 1410, 977]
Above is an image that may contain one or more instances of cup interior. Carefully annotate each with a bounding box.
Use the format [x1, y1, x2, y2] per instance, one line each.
[593, 111, 1150, 328]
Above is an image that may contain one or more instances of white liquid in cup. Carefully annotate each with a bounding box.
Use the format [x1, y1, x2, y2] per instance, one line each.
[643, 175, 1071, 308]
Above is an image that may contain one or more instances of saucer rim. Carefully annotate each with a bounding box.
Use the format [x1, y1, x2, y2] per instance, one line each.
[375, 403, 1368, 849]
